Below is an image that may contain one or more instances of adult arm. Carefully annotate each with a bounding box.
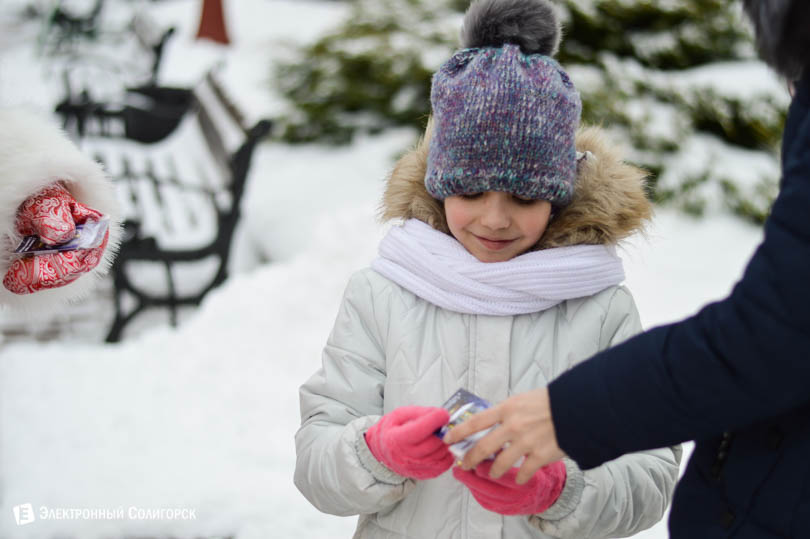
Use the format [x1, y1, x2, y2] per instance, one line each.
[550, 74, 810, 469]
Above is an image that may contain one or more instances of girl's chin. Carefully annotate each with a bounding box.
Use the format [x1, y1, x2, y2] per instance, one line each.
[472, 249, 517, 263]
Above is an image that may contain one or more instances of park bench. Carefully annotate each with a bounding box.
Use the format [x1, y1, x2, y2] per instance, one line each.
[64, 70, 272, 341]
[39, 0, 176, 87]
[38, 0, 105, 54]
[54, 7, 184, 139]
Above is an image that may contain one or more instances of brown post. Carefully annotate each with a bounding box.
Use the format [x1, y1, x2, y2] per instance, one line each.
[196, 0, 230, 45]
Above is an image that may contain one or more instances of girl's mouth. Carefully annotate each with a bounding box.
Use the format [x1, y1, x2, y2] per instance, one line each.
[475, 235, 516, 251]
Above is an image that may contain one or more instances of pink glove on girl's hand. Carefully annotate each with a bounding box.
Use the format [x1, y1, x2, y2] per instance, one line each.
[3, 183, 109, 295]
[365, 406, 454, 480]
[453, 459, 566, 515]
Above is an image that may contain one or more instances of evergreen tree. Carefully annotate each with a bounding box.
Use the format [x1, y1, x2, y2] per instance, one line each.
[274, 0, 460, 144]
[274, 0, 788, 224]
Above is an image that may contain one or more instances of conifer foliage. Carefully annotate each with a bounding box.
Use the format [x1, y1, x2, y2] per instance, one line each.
[275, 0, 788, 224]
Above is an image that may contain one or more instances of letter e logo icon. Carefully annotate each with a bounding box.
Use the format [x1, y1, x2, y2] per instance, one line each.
[13, 503, 35, 526]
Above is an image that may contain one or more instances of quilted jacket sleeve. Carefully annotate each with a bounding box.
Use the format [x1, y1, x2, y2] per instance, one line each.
[294, 270, 415, 516]
[531, 287, 681, 538]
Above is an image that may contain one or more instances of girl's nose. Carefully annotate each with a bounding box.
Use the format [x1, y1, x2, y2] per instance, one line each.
[479, 193, 511, 230]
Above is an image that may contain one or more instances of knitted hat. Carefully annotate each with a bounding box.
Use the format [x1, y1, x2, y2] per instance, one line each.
[425, 0, 581, 206]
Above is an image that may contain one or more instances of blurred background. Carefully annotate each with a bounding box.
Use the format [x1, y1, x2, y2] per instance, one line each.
[0, 0, 785, 537]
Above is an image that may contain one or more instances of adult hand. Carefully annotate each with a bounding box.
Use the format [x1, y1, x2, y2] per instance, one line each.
[443, 388, 565, 484]
[365, 405, 454, 480]
[3, 182, 108, 294]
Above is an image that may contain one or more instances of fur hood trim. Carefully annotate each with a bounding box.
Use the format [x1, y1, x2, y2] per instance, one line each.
[379, 118, 652, 250]
[0, 107, 122, 312]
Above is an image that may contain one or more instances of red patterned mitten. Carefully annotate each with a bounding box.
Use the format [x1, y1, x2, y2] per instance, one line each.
[4, 183, 108, 294]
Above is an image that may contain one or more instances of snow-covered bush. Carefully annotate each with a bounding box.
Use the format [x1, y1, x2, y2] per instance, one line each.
[274, 0, 460, 144]
[274, 0, 788, 224]
[559, 0, 787, 224]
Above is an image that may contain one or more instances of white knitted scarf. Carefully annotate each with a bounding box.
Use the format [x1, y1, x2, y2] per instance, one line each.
[371, 219, 626, 316]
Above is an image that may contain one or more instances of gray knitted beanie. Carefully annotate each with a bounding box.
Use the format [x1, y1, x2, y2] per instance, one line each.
[425, 0, 581, 206]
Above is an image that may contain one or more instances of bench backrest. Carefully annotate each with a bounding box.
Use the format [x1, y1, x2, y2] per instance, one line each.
[192, 71, 247, 184]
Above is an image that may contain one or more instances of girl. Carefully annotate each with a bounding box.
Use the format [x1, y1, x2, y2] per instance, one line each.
[295, 0, 680, 537]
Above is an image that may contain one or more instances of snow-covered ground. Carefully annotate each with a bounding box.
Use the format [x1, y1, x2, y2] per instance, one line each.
[0, 1, 769, 538]
[0, 201, 763, 539]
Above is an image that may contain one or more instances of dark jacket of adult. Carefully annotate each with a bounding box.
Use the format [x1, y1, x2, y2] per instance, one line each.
[547, 2, 810, 537]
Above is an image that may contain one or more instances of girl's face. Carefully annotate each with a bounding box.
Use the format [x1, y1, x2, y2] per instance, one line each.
[444, 191, 552, 263]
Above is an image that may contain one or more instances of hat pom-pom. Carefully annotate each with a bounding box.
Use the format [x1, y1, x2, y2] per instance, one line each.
[460, 0, 561, 56]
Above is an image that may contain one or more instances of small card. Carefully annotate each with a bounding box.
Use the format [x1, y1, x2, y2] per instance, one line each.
[436, 388, 495, 460]
[13, 216, 110, 256]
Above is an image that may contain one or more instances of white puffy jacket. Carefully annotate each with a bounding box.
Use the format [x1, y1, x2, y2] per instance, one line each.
[295, 125, 681, 538]
[296, 269, 680, 539]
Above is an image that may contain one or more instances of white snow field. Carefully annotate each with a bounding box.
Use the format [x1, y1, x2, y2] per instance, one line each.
[0, 1, 773, 537]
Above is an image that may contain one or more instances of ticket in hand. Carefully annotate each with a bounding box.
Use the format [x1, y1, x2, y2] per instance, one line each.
[435, 388, 496, 460]
[13, 216, 110, 256]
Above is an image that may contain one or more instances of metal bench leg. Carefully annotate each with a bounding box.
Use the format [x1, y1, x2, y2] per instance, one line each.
[106, 287, 136, 343]
[164, 260, 178, 327]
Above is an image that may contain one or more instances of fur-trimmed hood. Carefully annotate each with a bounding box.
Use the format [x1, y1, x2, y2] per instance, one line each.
[380, 119, 652, 250]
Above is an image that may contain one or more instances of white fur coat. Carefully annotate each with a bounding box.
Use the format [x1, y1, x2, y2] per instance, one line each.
[0, 108, 121, 311]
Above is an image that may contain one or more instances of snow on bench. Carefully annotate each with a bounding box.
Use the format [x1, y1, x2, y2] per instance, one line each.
[77, 70, 272, 341]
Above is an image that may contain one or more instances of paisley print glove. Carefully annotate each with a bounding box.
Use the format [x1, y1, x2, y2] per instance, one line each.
[4, 183, 108, 294]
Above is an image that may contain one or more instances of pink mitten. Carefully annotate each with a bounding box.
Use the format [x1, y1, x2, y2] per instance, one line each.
[453, 459, 566, 515]
[364, 406, 453, 480]
[4, 183, 108, 295]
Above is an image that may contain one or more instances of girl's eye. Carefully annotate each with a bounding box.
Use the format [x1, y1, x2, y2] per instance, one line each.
[460, 193, 483, 200]
[512, 195, 536, 205]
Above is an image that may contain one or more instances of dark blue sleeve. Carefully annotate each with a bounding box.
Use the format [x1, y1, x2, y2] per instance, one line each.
[549, 74, 810, 470]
